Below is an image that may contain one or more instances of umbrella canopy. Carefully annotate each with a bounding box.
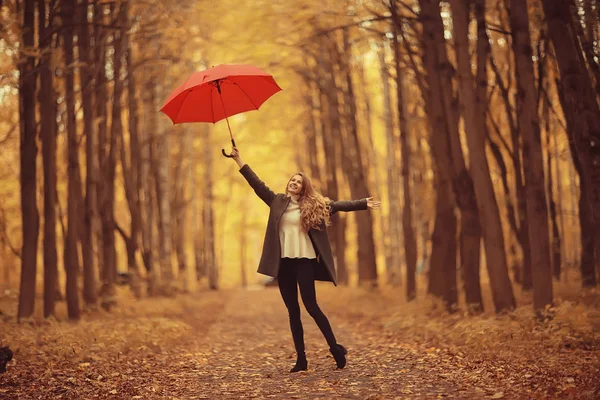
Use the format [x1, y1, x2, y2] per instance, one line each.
[160, 64, 282, 125]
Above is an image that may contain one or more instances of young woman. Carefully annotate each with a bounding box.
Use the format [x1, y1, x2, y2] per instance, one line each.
[231, 147, 381, 372]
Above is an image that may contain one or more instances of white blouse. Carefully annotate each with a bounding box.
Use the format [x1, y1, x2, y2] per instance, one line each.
[278, 195, 317, 259]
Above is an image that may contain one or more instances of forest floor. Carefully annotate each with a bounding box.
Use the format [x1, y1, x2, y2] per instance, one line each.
[0, 281, 599, 399]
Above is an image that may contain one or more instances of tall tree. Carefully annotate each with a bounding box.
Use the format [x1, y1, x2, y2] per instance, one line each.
[340, 29, 378, 286]
[118, 1, 142, 298]
[510, 0, 553, 310]
[450, 0, 505, 313]
[377, 42, 401, 284]
[202, 125, 218, 290]
[489, 29, 533, 289]
[390, 3, 417, 300]
[155, 99, 175, 293]
[78, 0, 98, 308]
[39, 0, 58, 318]
[542, 0, 600, 286]
[418, 0, 458, 305]
[94, 1, 114, 307]
[317, 37, 348, 284]
[141, 67, 157, 294]
[17, 0, 39, 321]
[63, 0, 82, 320]
[420, 0, 477, 310]
[174, 127, 189, 292]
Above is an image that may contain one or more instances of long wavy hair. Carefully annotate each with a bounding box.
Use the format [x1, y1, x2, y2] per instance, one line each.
[286, 172, 331, 231]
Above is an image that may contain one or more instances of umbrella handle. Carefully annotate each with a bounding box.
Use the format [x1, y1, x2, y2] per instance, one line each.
[221, 139, 237, 158]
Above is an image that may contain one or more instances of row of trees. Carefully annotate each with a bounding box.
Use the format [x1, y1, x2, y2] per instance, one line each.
[2, 0, 599, 321]
[4, 0, 219, 321]
[281, 0, 599, 313]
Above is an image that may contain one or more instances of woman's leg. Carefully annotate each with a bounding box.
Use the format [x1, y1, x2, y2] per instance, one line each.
[296, 259, 338, 348]
[277, 259, 305, 354]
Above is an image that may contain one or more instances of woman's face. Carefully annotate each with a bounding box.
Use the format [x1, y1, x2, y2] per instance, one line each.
[287, 174, 303, 196]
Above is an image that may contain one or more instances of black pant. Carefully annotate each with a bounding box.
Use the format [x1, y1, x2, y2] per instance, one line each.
[278, 257, 338, 353]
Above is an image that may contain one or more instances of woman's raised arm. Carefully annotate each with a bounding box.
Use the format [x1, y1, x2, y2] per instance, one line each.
[231, 147, 276, 206]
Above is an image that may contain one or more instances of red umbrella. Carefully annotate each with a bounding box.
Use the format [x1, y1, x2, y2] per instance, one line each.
[160, 64, 282, 157]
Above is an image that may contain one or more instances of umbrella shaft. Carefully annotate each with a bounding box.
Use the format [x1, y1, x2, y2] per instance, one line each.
[218, 89, 235, 142]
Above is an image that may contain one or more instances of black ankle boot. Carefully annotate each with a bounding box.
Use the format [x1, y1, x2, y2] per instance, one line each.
[329, 344, 347, 369]
[290, 352, 308, 373]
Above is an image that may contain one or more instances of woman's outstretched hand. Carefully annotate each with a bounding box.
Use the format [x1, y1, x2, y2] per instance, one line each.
[366, 197, 381, 210]
[231, 147, 245, 168]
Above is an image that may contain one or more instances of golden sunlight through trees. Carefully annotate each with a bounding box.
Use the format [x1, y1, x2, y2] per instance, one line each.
[0, 0, 599, 398]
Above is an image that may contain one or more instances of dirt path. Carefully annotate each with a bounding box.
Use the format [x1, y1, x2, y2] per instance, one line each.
[2, 286, 597, 399]
[170, 288, 483, 399]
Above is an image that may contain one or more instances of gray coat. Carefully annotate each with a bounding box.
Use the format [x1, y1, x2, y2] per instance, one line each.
[239, 164, 368, 286]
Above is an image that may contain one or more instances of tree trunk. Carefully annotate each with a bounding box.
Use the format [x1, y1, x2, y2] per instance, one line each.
[202, 125, 218, 290]
[63, 0, 81, 320]
[38, 0, 58, 318]
[390, 4, 417, 299]
[303, 77, 323, 186]
[490, 44, 533, 289]
[188, 127, 202, 281]
[420, 0, 484, 311]
[17, 0, 39, 321]
[429, 177, 458, 306]
[240, 208, 248, 288]
[155, 110, 174, 293]
[318, 39, 348, 284]
[451, 0, 507, 313]
[78, 0, 98, 308]
[174, 129, 189, 293]
[357, 58, 389, 287]
[98, 3, 122, 309]
[377, 43, 400, 284]
[340, 29, 378, 286]
[543, 0, 600, 286]
[117, 4, 142, 298]
[141, 70, 157, 294]
[94, 2, 115, 309]
[510, 0, 553, 310]
[543, 82, 562, 280]
[556, 79, 597, 287]
[419, 4, 458, 304]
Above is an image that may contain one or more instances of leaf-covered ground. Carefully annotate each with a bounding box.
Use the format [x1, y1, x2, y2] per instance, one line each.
[1, 283, 599, 399]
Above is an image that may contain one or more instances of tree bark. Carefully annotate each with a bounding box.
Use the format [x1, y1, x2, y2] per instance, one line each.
[118, 3, 142, 298]
[141, 69, 157, 294]
[340, 29, 378, 286]
[451, 0, 506, 313]
[556, 79, 598, 287]
[429, 177, 458, 306]
[240, 208, 248, 288]
[543, 0, 600, 286]
[303, 77, 323, 186]
[78, 0, 98, 308]
[377, 43, 399, 284]
[420, 0, 484, 311]
[174, 129, 189, 293]
[390, 4, 417, 299]
[17, 0, 39, 321]
[510, 0, 554, 310]
[490, 45, 533, 288]
[188, 127, 202, 281]
[318, 38, 348, 284]
[542, 81, 562, 280]
[155, 110, 174, 293]
[63, 0, 81, 320]
[38, 0, 58, 318]
[94, 2, 114, 308]
[202, 125, 218, 290]
[418, 4, 458, 304]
